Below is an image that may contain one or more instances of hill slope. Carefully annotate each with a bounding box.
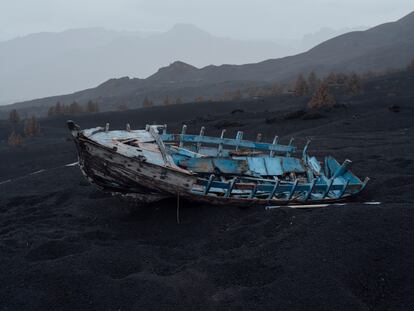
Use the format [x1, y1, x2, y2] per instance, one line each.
[0, 25, 292, 104]
[1, 11, 414, 118]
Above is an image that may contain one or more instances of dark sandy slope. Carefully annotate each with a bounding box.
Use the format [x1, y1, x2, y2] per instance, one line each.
[0, 71, 414, 310]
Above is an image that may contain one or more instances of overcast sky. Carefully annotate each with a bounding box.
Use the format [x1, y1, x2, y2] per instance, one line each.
[0, 0, 413, 41]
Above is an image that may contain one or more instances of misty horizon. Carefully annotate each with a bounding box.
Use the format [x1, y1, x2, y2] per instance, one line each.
[0, 2, 413, 106]
[0, 0, 412, 41]
[0, 21, 372, 106]
[0, 23, 367, 44]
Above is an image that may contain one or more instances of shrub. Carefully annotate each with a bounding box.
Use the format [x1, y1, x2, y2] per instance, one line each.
[9, 109, 20, 124]
[346, 72, 362, 94]
[308, 84, 336, 109]
[8, 131, 23, 147]
[24, 116, 40, 137]
[294, 74, 309, 96]
[142, 96, 154, 108]
[307, 71, 320, 92]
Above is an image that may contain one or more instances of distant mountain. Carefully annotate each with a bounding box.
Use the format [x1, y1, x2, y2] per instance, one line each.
[0, 25, 293, 104]
[1, 11, 413, 119]
[144, 11, 414, 85]
[298, 26, 368, 51]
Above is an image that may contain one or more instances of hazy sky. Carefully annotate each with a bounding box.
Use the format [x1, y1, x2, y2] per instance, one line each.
[0, 0, 413, 41]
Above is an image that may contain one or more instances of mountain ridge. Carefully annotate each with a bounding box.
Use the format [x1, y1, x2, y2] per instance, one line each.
[1, 11, 413, 118]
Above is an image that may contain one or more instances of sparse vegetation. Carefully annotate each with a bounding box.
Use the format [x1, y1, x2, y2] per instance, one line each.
[163, 96, 171, 106]
[9, 109, 20, 124]
[270, 83, 284, 96]
[407, 59, 414, 71]
[69, 101, 83, 115]
[232, 90, 242, 100]
[195, 96, 204, 102]
[8, 131, 23, 147]
[142, 96, 154, 108]
[324, 72, 338, 85]
[24, 116, 40, 137]
[346, 72, 362, 94]
[117, 103, 129, 111]
[86, 100, 100, 113]
[47, 100, 100, 117]
[248, 86, 259, 98]
[294, 74, 309, 96]
[307, 71, 320, 92]
[308, 84, 336, 109]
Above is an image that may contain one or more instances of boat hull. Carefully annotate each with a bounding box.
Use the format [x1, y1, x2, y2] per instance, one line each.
[68, 121, 368, 207]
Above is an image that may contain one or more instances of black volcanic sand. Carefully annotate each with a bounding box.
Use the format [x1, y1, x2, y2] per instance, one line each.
[1, 72, 414, 310]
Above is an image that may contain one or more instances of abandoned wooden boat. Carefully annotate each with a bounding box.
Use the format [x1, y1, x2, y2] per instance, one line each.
[67, 121, 369, 207]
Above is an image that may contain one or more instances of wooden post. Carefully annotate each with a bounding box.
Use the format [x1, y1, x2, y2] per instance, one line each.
[286, 180, 298, 202]
[204, 174, 215, 195]
[196, 126, 205, 152]
[269, 135, 278, 157]
[287, 138, 294, 157]
[235, 131, 243, 151]
[225, 178, 236, 198]
[268, 180, 280, 200]
[179, 124, 187, 148]
[218, 129, 226, 156]
[337, 179, 350, 199]
[304, 179, 317, 201]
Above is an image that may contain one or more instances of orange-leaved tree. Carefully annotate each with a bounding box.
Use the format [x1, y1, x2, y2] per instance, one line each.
[308, 84, 336, 109]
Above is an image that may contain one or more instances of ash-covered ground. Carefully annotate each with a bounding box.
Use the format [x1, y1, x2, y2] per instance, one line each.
[1, 72, 414, 310]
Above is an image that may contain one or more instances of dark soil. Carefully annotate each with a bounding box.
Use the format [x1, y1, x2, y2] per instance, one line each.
[1, 71, 414, 310]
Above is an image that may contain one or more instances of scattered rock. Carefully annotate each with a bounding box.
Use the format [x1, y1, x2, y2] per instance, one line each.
[230, 109, 244, 114]
[265, 116, 278, 124]
[388, 104, 400, 113]
[283, 109, 306, 120]
[302, 112, 325, 120]
[214, 120, 244, 129]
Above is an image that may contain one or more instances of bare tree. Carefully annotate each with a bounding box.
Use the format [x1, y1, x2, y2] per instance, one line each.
[24, 116, 40, 137]
[294, 74, 309, 96]
[232, 90, 242, 100]
[142, 96, 153, 108]
[9, 109, 20, 124]
[407, 59, 414, 71]
[270, 83, 283, 95]
[308, 71, 320, 93]
[324, 72, 338, 85]
[86, 100, 100, 113]
[69, 101, 83, 115]
[47, 106, 56, 117]
[335, 73, 350, 85]
[346, 72, 362, 94]
[117, 103, 129, 111]
[55, 102, 63, 115]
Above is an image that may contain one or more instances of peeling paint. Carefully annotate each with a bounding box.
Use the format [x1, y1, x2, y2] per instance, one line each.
[67, 121, 369, 207]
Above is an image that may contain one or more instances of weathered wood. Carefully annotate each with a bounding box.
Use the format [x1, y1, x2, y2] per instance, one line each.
[160, 133, 296, 153]
[68, 121, 368, 207]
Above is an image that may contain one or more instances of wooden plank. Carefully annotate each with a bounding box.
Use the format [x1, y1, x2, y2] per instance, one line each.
[160, 134, 296, 153]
